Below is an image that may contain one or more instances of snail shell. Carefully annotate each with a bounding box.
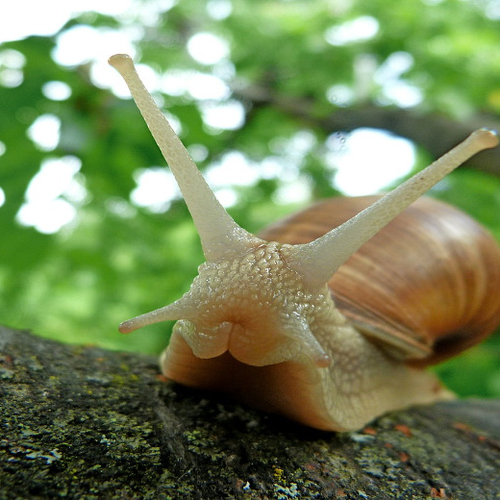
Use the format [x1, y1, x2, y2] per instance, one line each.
[260, 195, 500, 366]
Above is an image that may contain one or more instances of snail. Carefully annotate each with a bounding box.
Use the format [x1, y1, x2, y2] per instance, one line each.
[109, 54, 500, 432]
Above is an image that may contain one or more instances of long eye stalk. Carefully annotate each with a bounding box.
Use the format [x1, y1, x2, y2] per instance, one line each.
[288, 129, 498, 287]
[109, 54, 262, 263]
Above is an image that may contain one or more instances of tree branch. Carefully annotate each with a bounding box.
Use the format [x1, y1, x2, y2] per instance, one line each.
[235, 84, 500, 177]
[2, 325, 500, 499]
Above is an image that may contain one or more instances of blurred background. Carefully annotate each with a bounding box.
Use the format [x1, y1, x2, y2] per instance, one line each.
[0, 0, 499, 397]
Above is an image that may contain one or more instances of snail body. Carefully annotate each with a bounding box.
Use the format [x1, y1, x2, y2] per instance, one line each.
[109, 54, 500, 431]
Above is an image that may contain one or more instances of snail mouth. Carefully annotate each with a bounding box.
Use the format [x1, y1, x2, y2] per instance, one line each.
[175, 300, 331, 368]
[181, 314, 302, 367]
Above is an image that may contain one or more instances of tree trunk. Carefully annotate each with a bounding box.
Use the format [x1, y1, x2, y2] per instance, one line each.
[1, 325, 499, 499]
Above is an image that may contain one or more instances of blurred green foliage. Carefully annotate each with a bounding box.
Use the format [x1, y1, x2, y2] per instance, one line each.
[0, 0, 499, 397]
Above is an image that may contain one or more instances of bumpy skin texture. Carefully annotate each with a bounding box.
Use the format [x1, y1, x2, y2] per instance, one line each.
[167, 243, 332, 366]
[159, 241, 452, 431]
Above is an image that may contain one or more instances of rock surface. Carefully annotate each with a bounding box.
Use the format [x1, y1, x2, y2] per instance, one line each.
[1, 325, 499, 499]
